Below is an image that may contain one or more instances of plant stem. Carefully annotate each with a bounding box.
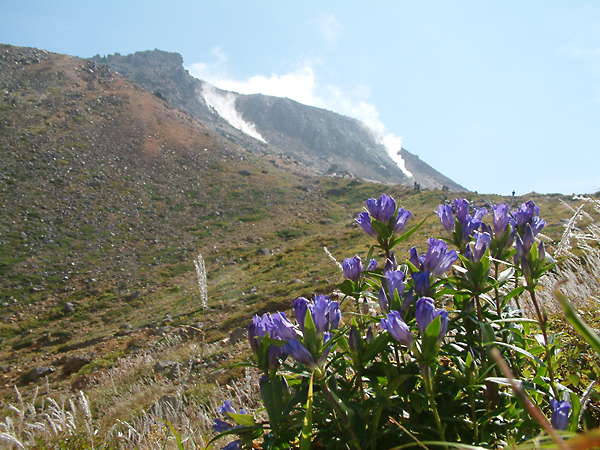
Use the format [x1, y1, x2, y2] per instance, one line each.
[321, 380, 362, 450]
[528, 289, 559, 398]
[420, 365, 447, 449]
[494, 262, 502, 318]
[469, 386, 479, 445]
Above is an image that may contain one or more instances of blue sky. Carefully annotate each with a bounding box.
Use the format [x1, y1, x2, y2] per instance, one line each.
[1, 1, 599, 195]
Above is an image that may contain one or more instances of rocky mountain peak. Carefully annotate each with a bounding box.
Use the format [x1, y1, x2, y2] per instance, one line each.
[91, 49, 466, 192]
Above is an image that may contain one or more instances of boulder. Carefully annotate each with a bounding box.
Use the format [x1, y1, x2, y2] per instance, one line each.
[229, 327, 247, 345]
[63, 353, 95, 375]
[153, 360, 181, 380]
[27, 367, 55, 382]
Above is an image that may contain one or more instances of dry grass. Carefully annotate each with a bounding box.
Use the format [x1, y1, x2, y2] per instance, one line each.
[1, 328, 264, 449]
[538, 196, 600, 314]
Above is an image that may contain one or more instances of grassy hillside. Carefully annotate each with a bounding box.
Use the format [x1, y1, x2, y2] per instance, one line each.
[1, 44, 597, 448]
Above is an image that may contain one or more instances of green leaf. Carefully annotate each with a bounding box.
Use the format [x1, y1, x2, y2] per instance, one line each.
[363, 332, 390, 363]
[260, 378, 285, 433]
[339, 279, 356, 297]
[337, 335, 351, 354]
[420, 316, 442, 361]
[389, 215, 430, 248]
[327, 378, 356, 421]
[497, 266, 515, 285]
[501, 286, 526, 311]
[567, 390, 581, 432]
[228, 413, 256, 427]
[371, 218, 391, 240]
[555, 283, 600, 356]
[303, 309, 319, 356]
[157, 419, 184, 450]
[489, 341, 546, 367]
[486, 377, 549, 396]
[259, 336, 287, 348]
[489, 317, 538, 324]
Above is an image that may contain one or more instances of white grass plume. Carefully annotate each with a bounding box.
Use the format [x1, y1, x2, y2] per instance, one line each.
[194, 253, 208, 310]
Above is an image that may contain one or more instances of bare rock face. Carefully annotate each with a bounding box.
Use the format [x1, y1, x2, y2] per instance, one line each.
[90, 49, 466, 191]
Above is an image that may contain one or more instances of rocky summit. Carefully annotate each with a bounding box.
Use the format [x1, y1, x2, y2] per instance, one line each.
[91, 49, 465, 191]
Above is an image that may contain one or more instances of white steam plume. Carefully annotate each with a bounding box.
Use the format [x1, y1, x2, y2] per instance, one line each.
[189, 48, 412, 176]
[200, 83, 266, 143]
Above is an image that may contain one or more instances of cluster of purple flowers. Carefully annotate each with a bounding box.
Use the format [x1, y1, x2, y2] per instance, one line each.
[342, 255, 377, 283]
[464, 232, 491, 263]
[380, 297, 448, 353]
[215, 193, 572, 449]
[408, 238, 458, 297]
[356, 194, 412, 241]
[248, 312, 297, 371]
[283, 295, 341, 371]
[437, 199, 487, 247]
[436, 199, 547, 277]
[378, 269, 406, 314]
[409, 238, 458, 279]
[247, 295, 341, 373]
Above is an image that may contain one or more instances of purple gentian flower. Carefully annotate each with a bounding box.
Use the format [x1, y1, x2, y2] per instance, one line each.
[378, 270, 407, 314]
[386, 270, 405, 303]
[550, 399, 571, 430]
[492, 204, 511, 236]
[514, 200, 539, 229]
[513, 200, 545, 237]
[282, 338, 317, 370]
[248, 312, 295, 370]
[310, 295, 331, 335]
[348, 326, 360, 355]
[465, 232, 491, 263]
[436, 204, 454, 233]
[454, 199, 470, 225]
[415, 297, 448, 342]
[531, 216, 546, 236]
[380, 311, 414, 349]
[384, 254, 398, 273]
[293, 297, 309, 333]
[538, 241, 546, 261]
[213, 418, 233, 433]
[221, 441, 242, 450]
[378, 287, 389, 314]
[462, 209, 488, 244]
[423, 238, 458, 279]
[409, 246, 425, 269]
[453, 199, 488, 244]
[366, 194, 396, 224]
[392, 207, 412, 236]
[270, 312, 297, 341]
[515, 224, 535, 260]
[294, 295, 340, 337]
[218, 399, 236, 416]
[412, 271, 431, 298]
[342, 256, 363, 282]
[248, 314, 270, 353]
[356, 212, 378, 239]
[367, 258, 378, 271]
